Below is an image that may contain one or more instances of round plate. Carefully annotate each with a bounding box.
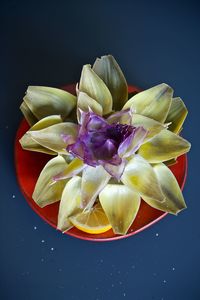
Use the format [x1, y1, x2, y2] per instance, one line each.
[15, 84, 188, 242]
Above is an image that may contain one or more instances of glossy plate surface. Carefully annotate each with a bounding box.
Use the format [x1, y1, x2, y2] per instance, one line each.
[15, 84, 187, 242]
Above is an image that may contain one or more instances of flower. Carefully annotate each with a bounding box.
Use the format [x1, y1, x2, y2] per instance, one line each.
[19, 55, 191, 235]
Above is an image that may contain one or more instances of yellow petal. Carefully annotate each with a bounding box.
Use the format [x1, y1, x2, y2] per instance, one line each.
[79, 64, 112, 115]
[132, 113, 166, 141]
[138, 129, 191, 163]
[123, 83, 173, 123]
[121, 154, 165, 203]
[99, 184, 141, 235]
[165, 97, 188, 133]
[19, 115, 63, 155]
[54, 158, 85, 180]
[93, 55, 128, 110]
[32, 155, 69, 207]
[24, 86, 76, 120]
[77, 91, 103, 122]
[57, 176, 82, 232]
[27, 122, 78, 154]
[81, 165, 111, 209]
[147, 163, 186, 214]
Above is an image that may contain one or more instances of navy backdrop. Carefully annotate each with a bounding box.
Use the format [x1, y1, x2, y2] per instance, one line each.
[1, 1, 199, 299]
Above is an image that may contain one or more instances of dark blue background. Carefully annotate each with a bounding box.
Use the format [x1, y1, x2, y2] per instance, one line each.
[1, 1, 199, 299]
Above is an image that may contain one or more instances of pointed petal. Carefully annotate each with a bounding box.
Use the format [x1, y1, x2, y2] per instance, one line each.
[138, 129, 191, 163]
[20, 101, 38, 126]
[123, 83, 173, 123]
[79, 64, 112, 115]
[53, 158, 85, 181]
[165, 97, 188, 133]
[32, 155, 69, 207]
[121, 154, 165, 203]
[101, 159, 126, 180]
[24, 86, 76, 121]
[99, 184, 141, 235]
[147, 163, 186, 214]
[107, 109, 132, 125]
[77, 92, 103, 122]
[131, 113, 166, 141]
[93, 55, 128, 110]
[57, 176, 82, 232]
[118, 127, 147, 158]
[26, 122, 78, 154]
[81, 165, 111, 209]
[19, 115, 63, 155]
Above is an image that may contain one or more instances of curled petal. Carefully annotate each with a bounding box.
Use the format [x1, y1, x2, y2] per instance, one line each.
[77, 92, 103, 123]
[121, 154, 165, 203]
[32, 155, 69, 207]
[131, 113, 166, 141]
[26, 122, 78, 154]
[79, 64, 112, 115]
[19, 115, 63, 155]
[99, 184, 141, 235]
[118, 127, 147, 158]
[81, 165, 111, 209]
[107, 109, 132, 125]
[93, 55, 128, 110]
[57, 176, 82, 232]
[165, 97, 188, 134]
[123, 83, 173, 123]
[149, 163, 186, 214]
[23, 86, 76, 121]
[20, 101, 38, 126]
[53, 158, 85, 181]
[138, 129, 191, 163]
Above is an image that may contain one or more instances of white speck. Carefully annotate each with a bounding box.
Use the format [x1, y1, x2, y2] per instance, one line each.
[12, 194, 16, 198]
[111, 284, 114, 288]
[131, 265, 135, 269]
[156, 233, 159, 237]
[163, 280, 167, 283]
[51, 247, 54, 251]
[119, 281, 122, 285]
[41, 258, 44, 262]
[123, 292, 126, 297]
[100, 259, 103, 263]
[172, 267, 175, 271]
[41, 239, 45, 243]
[34, 226, 37, 230]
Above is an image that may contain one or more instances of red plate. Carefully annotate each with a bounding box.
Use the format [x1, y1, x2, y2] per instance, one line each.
[15, 84, 188, 242]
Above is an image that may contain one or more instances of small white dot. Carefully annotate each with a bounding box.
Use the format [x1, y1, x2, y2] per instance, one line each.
[12, 194, 16, 198]
[172, 267, 175, 271]
[131, 265, 135, 269]
[51, 247, 54, 251]
[163, 280, 167, 283]
[34, 226, 37, 230]
[111, 284, 114, 287]
[156, 233, 159, 237]
[123, 292, 126, 297]
[100, 259, 103, 263]
[41, 258, 44, 262]
[41, 240, 45, 243]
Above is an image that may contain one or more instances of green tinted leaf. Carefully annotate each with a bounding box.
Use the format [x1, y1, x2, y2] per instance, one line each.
[165, 97, 188, 133]
[24, 86, 76, 121]
[121, 154, 165, 203]
[138, 129, 191, 163]
[19, 115, 63, 155]
[77, 91, 103, 122]
[123, 83, 173, 123]
[20, 101, 38, 126]
[148, 163, 186, 214]
[32, 155, 69, 207]
[93, 55, 128, 110]
[79, 64, 112, 115]
[57, 176, 82, 232]
[81, 165, 111, 209]
[99, 184, 140, 235]
[27, 122, 78, 154]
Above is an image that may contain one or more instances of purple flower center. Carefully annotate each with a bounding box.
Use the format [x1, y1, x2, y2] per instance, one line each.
[66, 111, 137, 167]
